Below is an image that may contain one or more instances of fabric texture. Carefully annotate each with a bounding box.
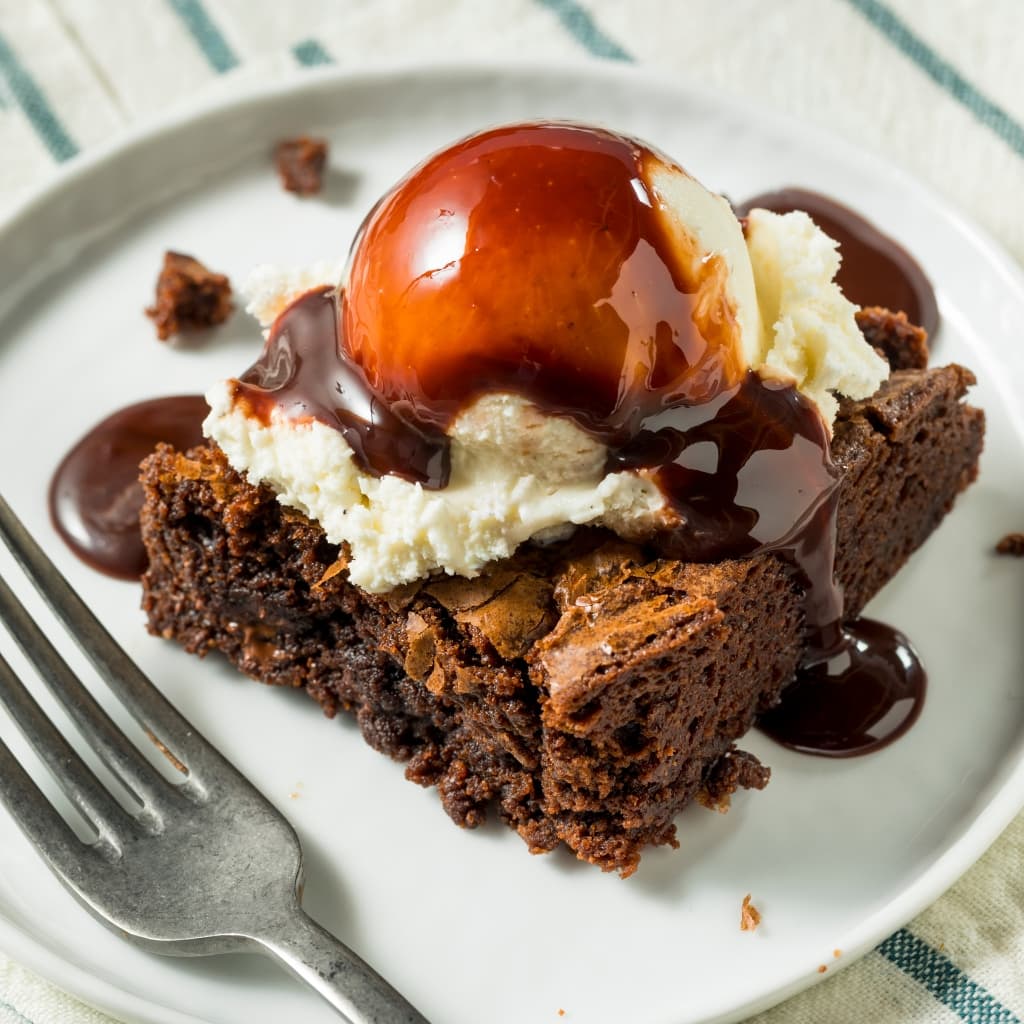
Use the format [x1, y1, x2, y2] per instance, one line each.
[0, 1, 1021, 1021]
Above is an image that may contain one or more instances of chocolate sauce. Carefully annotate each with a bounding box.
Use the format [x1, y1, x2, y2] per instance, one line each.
[731, 187, 935, 754]
[49, 395, 207, 579]
[238, 124, 746, 486]
[237, 287, 450, 485]
[758, 619, 926, 756]
[735, 187, 939, 340]
[615, 372, 844, 638]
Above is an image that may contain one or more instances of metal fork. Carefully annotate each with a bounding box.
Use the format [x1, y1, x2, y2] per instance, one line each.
[0, 495, 429, 1024]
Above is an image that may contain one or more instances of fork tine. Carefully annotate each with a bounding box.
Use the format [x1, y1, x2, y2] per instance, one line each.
[0, 572, 175, 814]
[0, 733, 110, 883]
[0, 647, 138, 843]
[0, 495, 228, 784]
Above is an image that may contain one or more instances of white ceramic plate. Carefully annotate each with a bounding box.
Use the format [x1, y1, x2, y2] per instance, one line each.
[0, 62, 1022, 1024]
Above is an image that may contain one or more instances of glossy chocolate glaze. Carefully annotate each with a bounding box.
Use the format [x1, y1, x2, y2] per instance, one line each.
[758, 618, 926, 756]
[237, 286, 450, 486]
[735, 187, 939, 341]
[49, 395, 207, 579]
[237, 123, 748, 487]
[614, 371, 843, 639]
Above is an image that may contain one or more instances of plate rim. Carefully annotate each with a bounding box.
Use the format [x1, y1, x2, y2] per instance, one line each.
[1, 57, 1023, 1024]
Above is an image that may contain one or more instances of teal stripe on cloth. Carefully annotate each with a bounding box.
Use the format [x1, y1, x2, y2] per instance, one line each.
[166, 0, 239, 73]
[0, 32, 77, 161]
[844, 0, 1024, 158]
[0, 995, 37, 1024]
[292, 39, 334, 67]
[534, 0, 632, 61]
[878, 928, 1022, 1024]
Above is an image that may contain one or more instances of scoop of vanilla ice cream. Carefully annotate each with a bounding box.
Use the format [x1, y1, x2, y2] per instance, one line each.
[746, 208, 889, 423]
[207, 193, 889, 594]
[207, 367, 664, 593]
[212, 267, 667, 591]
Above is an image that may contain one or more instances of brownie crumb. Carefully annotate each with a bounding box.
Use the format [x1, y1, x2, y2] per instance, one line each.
[145, 251, 232, 341]
[817, 965, 828, 974]
[856, 306, 929, 370]
[740, 893, 761, 932]
[275, 136, 329, 195]
[700, 749, 770, 812]
[996, 533, 1024, 556]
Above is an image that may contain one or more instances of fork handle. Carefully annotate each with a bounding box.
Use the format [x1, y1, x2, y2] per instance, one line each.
[255, 907, 431, 1023]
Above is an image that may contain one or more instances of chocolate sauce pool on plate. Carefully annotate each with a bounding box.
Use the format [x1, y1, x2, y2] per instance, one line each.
[49, 395, 207, 579]
[735, 187, 940, 341]
[759, 619, 926, 756]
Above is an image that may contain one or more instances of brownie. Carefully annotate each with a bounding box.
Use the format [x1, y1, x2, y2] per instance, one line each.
[274, 137, 329, 195]
[140, 338, 983, 875]
[145, 251, 233, 341]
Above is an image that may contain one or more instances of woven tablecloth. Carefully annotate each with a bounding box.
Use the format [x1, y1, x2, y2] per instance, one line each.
[0, 1, 1021, 1022]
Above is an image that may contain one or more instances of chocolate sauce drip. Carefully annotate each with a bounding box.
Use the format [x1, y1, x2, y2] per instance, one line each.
[735, 187, 939, 341]
[758, 619, 926, 756]
[49, 395, 207, 579]
[613, 373, 843, 636]
[729, 187, 938, 753]
[236, 287, 450, 486]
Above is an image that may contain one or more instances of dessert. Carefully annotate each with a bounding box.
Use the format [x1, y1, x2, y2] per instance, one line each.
[140, 354, 981, 873]
[145, 251, 233, 340]
[274, 136, 329, 195]
[138, 122, 984, 874]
